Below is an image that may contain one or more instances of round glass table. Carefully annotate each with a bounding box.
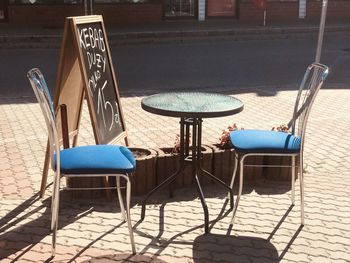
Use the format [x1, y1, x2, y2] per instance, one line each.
[140, 91, 244, 233]
[141, 91, 243, 118]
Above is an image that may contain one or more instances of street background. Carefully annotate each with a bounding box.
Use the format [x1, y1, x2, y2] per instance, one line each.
[1, 21, 350, 97]
[1, 20, 350, 262]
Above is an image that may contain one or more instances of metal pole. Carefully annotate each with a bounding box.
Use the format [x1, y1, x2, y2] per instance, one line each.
[315, 0, 328, 63]
[90, 0, 93, 15]
[84, 0, 88, 15]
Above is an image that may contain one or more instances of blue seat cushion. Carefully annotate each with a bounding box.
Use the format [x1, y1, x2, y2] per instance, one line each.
[55, 145, 136, 174]
[230, 129, 301, 153]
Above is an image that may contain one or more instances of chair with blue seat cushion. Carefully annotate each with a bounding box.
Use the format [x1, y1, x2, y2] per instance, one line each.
[27, 68, 136, 257]
[228, 63, 329, 226]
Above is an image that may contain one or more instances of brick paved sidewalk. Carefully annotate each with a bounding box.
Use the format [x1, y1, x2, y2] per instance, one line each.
[1, 86, 350, 262]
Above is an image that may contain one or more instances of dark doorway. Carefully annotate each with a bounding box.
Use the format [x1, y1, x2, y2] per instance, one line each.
[0, 0, 8, 22]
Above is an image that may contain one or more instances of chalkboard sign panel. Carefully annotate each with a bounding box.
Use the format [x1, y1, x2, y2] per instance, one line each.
[67, 15, 127, 145]
[77, 21, 123, 143]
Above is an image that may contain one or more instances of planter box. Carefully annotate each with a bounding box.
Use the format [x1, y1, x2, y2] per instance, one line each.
[242, 154, 264, 181]
[128, 147, 158, 196]
[156, 145, 213, 190]
[210, 143, 298, 183]
[66, 177, 106, 199]
[65, 145, 298, 200]
[263, 155, 299, 181]
[211, 144, 264, 185]
[210, 144, 236, 185]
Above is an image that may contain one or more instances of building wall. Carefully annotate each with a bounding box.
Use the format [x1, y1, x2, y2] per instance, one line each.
[8, 5, 84, 26]
[5, 0, 350, 26]
[239, 0, 299, 22]
[307, 0, 350, 21]
[8, 3, 163, 26]
[94, 3, 163, 25]
[239, 0, 350, 22]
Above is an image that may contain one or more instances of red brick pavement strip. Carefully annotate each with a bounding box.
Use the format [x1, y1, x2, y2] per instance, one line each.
[1, 88, 350, 262]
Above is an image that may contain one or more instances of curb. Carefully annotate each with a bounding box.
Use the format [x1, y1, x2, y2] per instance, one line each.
[0, 25, 349, 48]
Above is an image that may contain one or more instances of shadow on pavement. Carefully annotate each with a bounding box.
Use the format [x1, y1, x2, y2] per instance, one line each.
[134, 199, 303, 263]
[81, 253, 168, 263]
[0, 195, 52, 260]
[0, 191, 130, 261]
[193, 233, 279, 263]
[192, 206, 303, 263]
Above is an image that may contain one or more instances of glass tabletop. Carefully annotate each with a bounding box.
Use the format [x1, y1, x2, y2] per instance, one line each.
[141, 92, 244, 118]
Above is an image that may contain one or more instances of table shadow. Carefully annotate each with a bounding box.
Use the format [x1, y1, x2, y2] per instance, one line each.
[81, 253, 168, 263]
[193, 205, 303, 263]
[193, 233, 279, 263]
[134, 199, 303, 263]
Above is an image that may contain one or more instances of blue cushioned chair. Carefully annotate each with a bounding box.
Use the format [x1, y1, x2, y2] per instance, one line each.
[228, 63, 329, 226]
[27, 68, 136, 256]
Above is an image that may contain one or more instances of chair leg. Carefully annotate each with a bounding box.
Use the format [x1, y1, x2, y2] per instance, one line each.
[227, 152, 238, 199]
[230, 156, 244, 225]
[116, 177, 126, 221]
[299, 155, 305, 225]
[291, 155, 296, 205]
[51, 174, 60, 257]
[51, 173, 58, 231]
[125, 178, 136, 254]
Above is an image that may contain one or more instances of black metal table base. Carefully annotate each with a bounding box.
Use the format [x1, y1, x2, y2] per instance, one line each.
[140, 117, 234, 234]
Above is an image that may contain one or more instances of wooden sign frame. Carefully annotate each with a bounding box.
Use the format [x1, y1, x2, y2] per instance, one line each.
[40, 15, 129, 197]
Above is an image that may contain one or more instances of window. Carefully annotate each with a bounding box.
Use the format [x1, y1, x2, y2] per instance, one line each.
[9, 0, 82, 4]
[93, 0, 150, 2]
[9, 0, 151, 3]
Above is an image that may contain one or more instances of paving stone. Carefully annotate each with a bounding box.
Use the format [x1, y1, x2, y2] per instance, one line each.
[1, 88, 350, 262]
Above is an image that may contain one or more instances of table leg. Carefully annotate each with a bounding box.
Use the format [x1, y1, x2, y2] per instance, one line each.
[193, 118, 234, 233]
[200, 168, 234, 209]
[197, 118, 234, 209]
[140, 167, 184, 221]
[141, 117, 187, 221]
[194, 173, 209, 233]
[141, 117, 234, 232]
[191, 118, 210, 233]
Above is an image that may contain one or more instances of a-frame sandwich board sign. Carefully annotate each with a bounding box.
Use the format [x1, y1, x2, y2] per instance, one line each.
[40, 15, 129, 197]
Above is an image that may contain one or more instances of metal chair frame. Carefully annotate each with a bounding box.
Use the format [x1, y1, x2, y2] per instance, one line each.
[27, 68, 136, 256]
[229, 63, 329, 225]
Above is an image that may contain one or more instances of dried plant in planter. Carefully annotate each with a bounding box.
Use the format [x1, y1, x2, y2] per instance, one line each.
[173, 134, 181, 153]
[219, 123, 243, 148]
[269, 124, 300, 180]
[172, 133, 191, 154]
[271, 124, 290, 133]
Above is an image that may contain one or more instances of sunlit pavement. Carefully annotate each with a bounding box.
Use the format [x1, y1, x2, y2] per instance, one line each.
[1, 85, 350, 262]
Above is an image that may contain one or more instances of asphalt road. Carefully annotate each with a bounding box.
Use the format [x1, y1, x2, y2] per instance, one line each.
[1, 32, 350, 98]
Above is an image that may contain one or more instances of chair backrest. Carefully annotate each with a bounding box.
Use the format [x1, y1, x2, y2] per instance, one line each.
[289, 62, 329, 151]
[27, 68, 60, 170]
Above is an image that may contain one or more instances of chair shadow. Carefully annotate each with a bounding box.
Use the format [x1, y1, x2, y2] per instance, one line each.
[134, 197, 303, 263]
[0, 194, 51, 260]
[0, 190, 131, 262]
[193, 204, 304, 263]
[80, 253, 168, 263]
[133, 200, 232, 258]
